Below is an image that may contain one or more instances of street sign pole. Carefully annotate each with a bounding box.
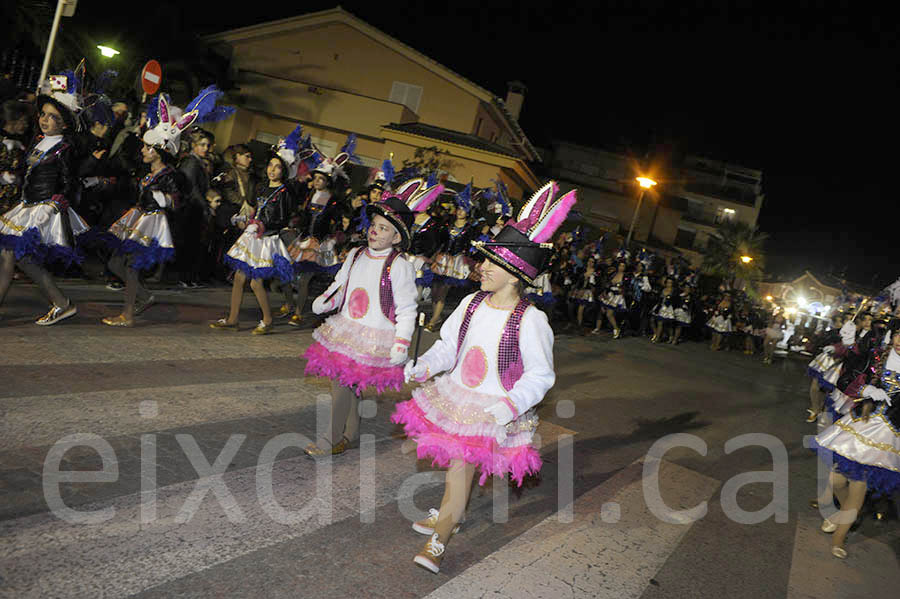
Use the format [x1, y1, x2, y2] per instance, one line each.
[36, 0, 78, 92]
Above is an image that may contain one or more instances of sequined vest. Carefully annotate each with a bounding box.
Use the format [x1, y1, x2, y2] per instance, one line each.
[339, 247, 401, 324]
[455, 291, 530, 392]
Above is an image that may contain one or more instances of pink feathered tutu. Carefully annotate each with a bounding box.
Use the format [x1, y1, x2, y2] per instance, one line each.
[391, 375, 542, 486]
[303, 313, 404, 393]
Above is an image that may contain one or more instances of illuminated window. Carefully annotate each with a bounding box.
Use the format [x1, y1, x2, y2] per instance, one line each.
[715, 207, 736, 223]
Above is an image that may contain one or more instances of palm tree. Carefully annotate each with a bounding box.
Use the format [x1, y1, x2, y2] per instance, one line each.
[701, 220, 768, 293]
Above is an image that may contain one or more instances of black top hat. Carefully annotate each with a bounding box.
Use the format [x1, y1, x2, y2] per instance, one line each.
[366, 197, 415, 250]
[471, 181, 577, 286]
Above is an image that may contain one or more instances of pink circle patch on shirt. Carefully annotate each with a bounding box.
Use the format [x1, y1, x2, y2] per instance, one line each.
[348, 287, 369, 319]
[460, 346, 488, 388]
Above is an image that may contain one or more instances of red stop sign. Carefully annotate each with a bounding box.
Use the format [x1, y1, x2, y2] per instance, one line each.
[141, 60, 162, 95]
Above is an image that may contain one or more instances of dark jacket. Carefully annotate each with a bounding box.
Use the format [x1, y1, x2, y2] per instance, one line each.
[137, 166, 185, 214]
[22, 136, 76, 207]
[410, 216, 442, 257]
[178, 153, 209, 207]
[253, 182, 299, 236]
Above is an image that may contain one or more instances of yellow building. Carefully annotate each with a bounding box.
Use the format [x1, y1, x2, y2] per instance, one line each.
[202, 7, 540, 199]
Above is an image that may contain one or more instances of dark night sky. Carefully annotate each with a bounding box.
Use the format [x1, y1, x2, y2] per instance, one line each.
[73, 1, 900, 287]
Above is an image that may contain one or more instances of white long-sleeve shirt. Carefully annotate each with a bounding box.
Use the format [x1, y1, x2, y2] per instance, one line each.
[317, 245, 418, 342]
[417, 292, 556, 416]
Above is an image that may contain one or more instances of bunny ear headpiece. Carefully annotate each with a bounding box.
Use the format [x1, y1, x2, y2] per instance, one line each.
[142, 93, 196, 156]
[142, 85, 234, 157]
[472, 180, 578, 285]
[366, 178, 445, 250]
[37, 62, 86, 132]
[311, 135, 353, 182]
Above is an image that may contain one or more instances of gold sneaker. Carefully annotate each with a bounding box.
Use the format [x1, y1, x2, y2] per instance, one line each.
[209, 318, 239, 331]
[287, 314, 303, 327]
[414, 533, 445, 573]
[276, 303, 292, 318]
[412, 508, 461, 536]
[35, 301, 77, 326]
[251, 320, 273, 335]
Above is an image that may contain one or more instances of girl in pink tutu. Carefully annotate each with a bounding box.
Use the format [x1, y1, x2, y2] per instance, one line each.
[303, 178, 443, 456]
[392, 181, 577, 573]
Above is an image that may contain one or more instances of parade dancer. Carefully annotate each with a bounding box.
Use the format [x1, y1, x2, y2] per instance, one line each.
[303, 178, 443, 456]
[651, 276, 677, 343]
[100, 92, 191, 326]
[569, 255, 596, 332]
[707, 292, 734, 350]
[407, 175, 443, 304]
[598, 259, 630, 338]
[210, 135, 299, 334]
[0, 69, 90, 324]
[812, 330, 900, 559]
[814, 313, 878, 423]
[392, 181, 576, 574]
[284, 140, 350, 326]
[671, 281, 694, 345]
[426, 183, 478, 331]
[805, 313, 849, 421]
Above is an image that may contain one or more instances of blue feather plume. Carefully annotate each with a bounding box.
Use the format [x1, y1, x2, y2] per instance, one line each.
[340, 133, 362, 164]
[185, 85, 235, 124]
[146, 94, 160, 128]
[283, 123, 304, 152]
[426, 171, 438, 187]
[454, 183, 472, 212]
[382, 158, 395, 185]
[60, 70, 77, 94]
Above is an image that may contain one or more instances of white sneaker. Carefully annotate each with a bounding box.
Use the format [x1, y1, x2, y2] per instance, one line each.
[412, 508, 461, 536]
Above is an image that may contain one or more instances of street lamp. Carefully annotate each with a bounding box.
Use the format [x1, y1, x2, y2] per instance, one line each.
[625, 176, 657, 247]
[740, 255, 753, 264]
[97, 45, 120, 58]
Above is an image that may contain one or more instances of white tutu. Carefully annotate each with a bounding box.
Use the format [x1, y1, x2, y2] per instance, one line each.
[432, 253, 472, 284]
[225, 230, 294, 282]
[707, 315, 733, 333]
[0, 201, 88, 265]
[601, 292, 627, 311]
[108, 207, 173, 249]
[816, 409, 900, 475]
[674, 308, 692, 324]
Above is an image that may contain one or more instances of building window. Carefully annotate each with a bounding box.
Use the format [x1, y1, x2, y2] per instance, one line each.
[715, 207, 736, 223]
[674, 227, 697, 250]
[389, 81, 423, 114]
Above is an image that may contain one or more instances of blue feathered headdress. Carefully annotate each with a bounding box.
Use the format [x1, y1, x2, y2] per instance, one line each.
[145, 94, 162, 128]
[185, 85, 236, 124]
[381, 158, 395, 186]
[283, 123, 303, 152]
[454, 183, 472, 212]
[426, 171, 439, 187]
[340, 133, 363, 165]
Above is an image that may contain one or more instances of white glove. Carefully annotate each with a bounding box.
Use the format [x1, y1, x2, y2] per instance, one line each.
[483, 401, 515, 426]
[389, 342, 409, 365]
[403, 361, 429, 383]
[244, 224, 258, 235]
[152, 190, 168, 208]
[822, 345, 835, 355]
[82, 176, 100, 189]
[311, 291, 337, 315]
[839, 321, 857, 346]
[1, 171, 18, 185]
[862, 385, 892, 406]
[230, 213, 247, 226]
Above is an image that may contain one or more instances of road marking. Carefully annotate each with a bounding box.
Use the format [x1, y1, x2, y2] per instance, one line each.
[425, 458, 720, 599]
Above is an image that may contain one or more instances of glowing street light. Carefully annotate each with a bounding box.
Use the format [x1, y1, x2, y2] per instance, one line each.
[626, 176, 658, 247]
[765, 295, 773, 301]
[97, 45, 120, 58]
[740, 255, 753, 264]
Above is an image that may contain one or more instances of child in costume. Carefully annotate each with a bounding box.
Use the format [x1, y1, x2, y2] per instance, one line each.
[392, 181, 576, 574]
[0, 68, 90, 324]
[303, 178, 444, 456]
[102, 88, 232, 326]
[209, 128, 301, 334]
[812, 329, 900, 559]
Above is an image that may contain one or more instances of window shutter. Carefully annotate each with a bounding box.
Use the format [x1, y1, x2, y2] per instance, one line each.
[390, 81, 423, 114]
